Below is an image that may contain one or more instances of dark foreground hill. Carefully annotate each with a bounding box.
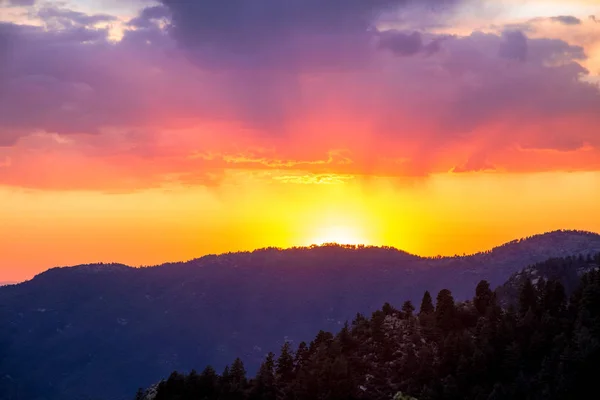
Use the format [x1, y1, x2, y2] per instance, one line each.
[143, 253, 600, 400]
[1, 230, 600, 400]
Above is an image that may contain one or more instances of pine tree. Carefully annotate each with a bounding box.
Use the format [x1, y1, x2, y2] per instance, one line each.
[519, 279, 538, 316]
[230, 358, 247, 392]
[275, 342, 295, 400]
[294, 341, 309, 373]
[419, 291, 434, 315]
[474, 280, 493, 316]
[219, 365, 232, 399]
[185, 369, 201, 398]
[402, 300, 415, 318]
[134, 388, 145, 400]
[541, 280, 566, 316]
[382, 302, 396, 316]
[435, 289, 456, 332]
[276, 342, 295, 383]
[250, 352, 276, 400]
[199, 365, 218, 399]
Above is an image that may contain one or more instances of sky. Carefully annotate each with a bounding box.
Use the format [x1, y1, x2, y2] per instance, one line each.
[1, 0, 600, 282]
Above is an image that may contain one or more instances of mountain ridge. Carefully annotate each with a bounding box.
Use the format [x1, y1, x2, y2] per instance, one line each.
[24, 229, 600, 282]
[2, 229, 600, 400]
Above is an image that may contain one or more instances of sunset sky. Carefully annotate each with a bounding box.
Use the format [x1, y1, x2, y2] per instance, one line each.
[1, 0, 600, 282]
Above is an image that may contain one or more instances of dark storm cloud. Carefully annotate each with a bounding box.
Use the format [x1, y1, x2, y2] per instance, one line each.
[157, 0, 460, 70]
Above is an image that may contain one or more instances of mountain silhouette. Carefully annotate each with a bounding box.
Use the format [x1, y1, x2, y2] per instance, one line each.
[1, 230, 600, 400]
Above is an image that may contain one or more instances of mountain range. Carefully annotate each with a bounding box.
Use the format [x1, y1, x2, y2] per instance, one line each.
[1, 230, 600, 400]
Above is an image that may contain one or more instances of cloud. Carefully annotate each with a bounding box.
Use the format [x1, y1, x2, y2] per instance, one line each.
[36, 6, 118, 27]
[590, 15, 598, 23]
[549, 15, 582, 25]
[272, 173, 355, 185]
[377, 30, 443, 56]
[0, 22, 123, 145]
[127, 5, 171, 28]
[158, 0, 460, 70]
[500, 15, 584, 33]
[1, 0, 35, 6]
[498, 30, 528, 61]
[0, 4, 600, 190]
[451, 156, 496, 173]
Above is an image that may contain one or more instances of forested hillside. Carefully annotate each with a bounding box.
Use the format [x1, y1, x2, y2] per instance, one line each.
[142, 252, 600, 400]
[496, 253, 599, 306]
[2, 231, 600, 400]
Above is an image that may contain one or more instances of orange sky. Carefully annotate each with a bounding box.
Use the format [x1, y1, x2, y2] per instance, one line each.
[2, 171, 600, 282]
[1, 0, 600, 282]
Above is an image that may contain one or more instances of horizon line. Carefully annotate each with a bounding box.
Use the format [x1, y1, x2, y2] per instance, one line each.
[10, 228, 597, 284]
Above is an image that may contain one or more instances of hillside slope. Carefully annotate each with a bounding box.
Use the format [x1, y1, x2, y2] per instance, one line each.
[1, 230, 600, 400]
[139, 256, 600, 400]
[496, 252, 600, 306]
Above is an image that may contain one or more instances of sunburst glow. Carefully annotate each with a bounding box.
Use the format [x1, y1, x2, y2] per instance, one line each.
[310, 224, 370, 246]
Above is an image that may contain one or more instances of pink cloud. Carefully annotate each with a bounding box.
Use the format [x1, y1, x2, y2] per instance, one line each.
[0, 1, 599, 190]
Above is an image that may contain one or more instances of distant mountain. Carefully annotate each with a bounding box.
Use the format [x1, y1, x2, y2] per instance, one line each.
[0, 281, 16, 286]
[1, 230, 600, 400]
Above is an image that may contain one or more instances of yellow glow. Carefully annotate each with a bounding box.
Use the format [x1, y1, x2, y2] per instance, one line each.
[2, 171, 600, 282]
[308, 223, 370, 246]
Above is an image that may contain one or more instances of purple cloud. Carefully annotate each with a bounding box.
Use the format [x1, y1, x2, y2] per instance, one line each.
[157, 0, 460, 70]
[1, 0, 35, 6]
[549, 15, 582, 25]
[1, 3, 600, 187]
[427, 32, 598, 151]
[377, 30, 442, 56]
[0, 22, 140, 145]
[127, 5, 171, 28]
[498, 30, 528, 61]
[499, 15, 583, 34]
[35, 6, 117, 27]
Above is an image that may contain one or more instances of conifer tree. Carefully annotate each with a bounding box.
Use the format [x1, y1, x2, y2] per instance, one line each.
[519, 279, 538, 316]
[435, 289, 456, 332]
[474, 280, 493, 316]
[199, 366, 218, 399]
[419, 291, 434, 315]
[402, 300, 415, 318]
[250, 352, 276, 400]
[134, 388, 145, 400]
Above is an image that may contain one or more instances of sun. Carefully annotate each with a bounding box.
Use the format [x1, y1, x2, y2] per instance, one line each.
[296, 200, 381, 247]
[309, 224, 370, 246]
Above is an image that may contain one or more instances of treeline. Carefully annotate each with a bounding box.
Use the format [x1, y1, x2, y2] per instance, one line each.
[138, 254, 600, 400]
